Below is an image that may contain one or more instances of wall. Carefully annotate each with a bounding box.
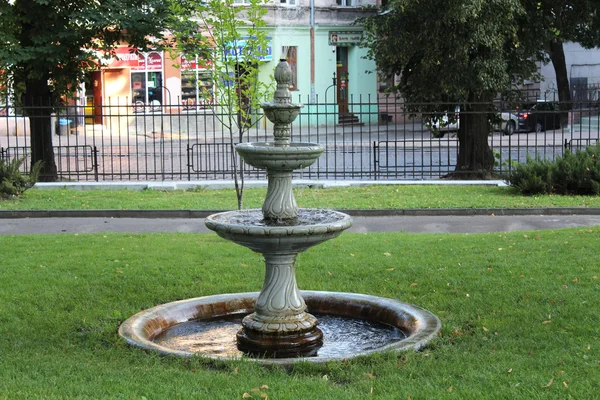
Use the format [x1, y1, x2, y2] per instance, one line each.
[539, 42, 600, 99]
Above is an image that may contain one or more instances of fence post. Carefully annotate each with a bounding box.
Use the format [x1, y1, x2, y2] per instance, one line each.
[93, 146, 99, 182]
[372, 141, 378, 181]
[186, 144, 191, 181]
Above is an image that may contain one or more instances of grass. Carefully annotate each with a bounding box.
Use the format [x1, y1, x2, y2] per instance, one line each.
[2, 185, 600, 210]
[1, 229, 599, 398]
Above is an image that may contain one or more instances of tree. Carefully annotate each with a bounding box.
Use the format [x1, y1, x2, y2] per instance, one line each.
[361, 0, 542, 179]
[521, 0, 600, 125]
[0, 0, 170, 181]
[169, 0, 272, 209]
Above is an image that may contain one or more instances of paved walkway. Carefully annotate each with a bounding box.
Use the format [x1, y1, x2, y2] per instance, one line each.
[3, 213, 600, 235]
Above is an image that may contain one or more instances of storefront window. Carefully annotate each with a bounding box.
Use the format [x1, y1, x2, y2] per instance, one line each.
[131, 52, 164, 113]
[181, 55, 214, 110]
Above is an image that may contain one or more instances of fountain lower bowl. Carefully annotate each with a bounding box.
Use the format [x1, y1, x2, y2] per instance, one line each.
[118, 291, 441, 365]
[204, 209, 353, 253]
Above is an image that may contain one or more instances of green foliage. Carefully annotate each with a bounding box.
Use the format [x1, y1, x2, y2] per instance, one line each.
[0, 0, 171, 103]
[168, 0, 273, 208]
[360, 0, 544, 177]
[509, 145, 600, 195]
[168, 0, 272, 136]
[360, 0, 541, 105]
[0, 157, 41, 199]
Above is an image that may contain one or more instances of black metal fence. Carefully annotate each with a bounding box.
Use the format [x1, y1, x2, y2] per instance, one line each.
[1, 96, 599, 181]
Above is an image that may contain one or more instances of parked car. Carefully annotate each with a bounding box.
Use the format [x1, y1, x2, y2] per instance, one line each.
[425, 106, 516, 137]
[503, 101, 561, 134]
[424, 106, 460, 137]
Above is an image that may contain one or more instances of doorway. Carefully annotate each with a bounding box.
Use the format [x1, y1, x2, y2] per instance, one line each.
[85, 71, 103, 124]
[336, 47, 349, 115]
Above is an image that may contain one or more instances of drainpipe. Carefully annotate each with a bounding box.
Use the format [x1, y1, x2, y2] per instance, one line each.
[310, 0, 316, 104]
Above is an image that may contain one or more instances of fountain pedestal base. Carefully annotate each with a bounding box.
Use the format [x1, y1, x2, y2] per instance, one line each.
[237, 326, 323, 358]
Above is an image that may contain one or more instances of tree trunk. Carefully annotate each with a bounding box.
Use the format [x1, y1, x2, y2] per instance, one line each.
[24, 77, 58, 182]
[448, 93, 495, 179]
[548, 40, 571, 128]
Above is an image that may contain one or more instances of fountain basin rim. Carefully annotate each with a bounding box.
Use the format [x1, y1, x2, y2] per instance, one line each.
[118, 291, 442, 365]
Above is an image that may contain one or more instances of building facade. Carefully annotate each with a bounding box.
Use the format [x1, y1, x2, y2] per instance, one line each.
[84, 0, 379, 128]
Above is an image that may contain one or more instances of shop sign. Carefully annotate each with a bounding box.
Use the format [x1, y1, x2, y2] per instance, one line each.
[104, 47, 163, 71]
[223, 37, 272, 62]
[180, 55, 212, 71]
[328, 31, 363, 46]
[104, 47, 143, 68]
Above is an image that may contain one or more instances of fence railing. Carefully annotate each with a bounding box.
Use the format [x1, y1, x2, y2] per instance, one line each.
[1, 97, 599, 181]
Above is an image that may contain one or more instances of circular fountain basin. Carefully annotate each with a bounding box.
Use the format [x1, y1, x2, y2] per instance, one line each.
[118, 291, 441, 365]
[204, 209, 353, 253]
[235, 142, 324, 171]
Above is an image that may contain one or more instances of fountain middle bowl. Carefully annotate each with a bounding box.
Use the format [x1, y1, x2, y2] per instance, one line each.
[235, 142, 325, 171]
[204, 208, 353, 253]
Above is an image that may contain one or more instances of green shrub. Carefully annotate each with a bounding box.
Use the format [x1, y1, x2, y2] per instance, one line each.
[0, 157, 42, 199]
[508, 144, 600, 195]
[507, 155, 555, 195]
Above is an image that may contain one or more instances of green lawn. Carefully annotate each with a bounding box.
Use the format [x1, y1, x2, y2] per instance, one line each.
[1, 229, 598, 398]
[1, 185, 600, 210]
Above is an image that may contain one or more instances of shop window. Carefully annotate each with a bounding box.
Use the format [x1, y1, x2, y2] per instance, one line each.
[132, 71, 163, 112]
[181, 55, 214, 110]
[282, 46, 298, 91]
[131, 52, 164, 113]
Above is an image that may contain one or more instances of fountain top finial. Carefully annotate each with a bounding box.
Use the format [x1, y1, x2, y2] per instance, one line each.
[273, 60, 293, 104]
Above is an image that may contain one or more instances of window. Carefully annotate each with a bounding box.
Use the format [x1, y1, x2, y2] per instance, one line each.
[280, 0, 296, 5]
[282, 46, 298, 91]
[336, 0, 355, 6]
[181, 55, 214, 110]
[131, 52, 164, 113]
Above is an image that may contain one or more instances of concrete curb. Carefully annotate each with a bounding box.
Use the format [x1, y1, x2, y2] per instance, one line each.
[2, 207, 600, 219]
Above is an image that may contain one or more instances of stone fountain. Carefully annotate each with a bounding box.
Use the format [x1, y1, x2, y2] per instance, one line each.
[119, 60, 441, 363]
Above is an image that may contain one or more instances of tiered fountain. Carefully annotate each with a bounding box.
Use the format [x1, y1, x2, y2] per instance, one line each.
[119, 60, 440, 363]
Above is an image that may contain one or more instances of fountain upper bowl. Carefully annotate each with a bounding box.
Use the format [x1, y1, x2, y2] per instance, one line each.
[261, 102, 303, 125]
[236, 142, 325, 171]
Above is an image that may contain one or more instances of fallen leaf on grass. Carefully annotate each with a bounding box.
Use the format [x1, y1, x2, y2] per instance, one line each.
[242, 394, 252, 399]
[384, 252, 391, 256]
[410, 282, 418, 287]
[447, 386, 453, 392]
[386, 268, 394, 271]
[260, 385, 269, 390]
[563, 381, 568, 388]
[542, 320, 552, 324]
[364, 372, 374, 379]
[544, 378, 554, 388]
